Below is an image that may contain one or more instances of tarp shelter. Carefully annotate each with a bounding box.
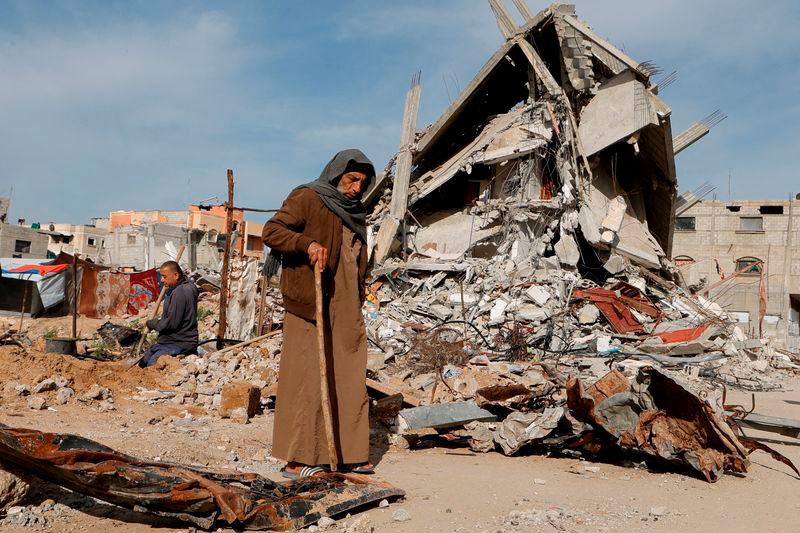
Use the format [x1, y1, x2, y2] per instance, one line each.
[0, 258, 71, 316]
[52, 252, 160, 318]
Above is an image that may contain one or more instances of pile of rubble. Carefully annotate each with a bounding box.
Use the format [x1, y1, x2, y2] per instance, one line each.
[354, 2, 799, 480]
[6, 375, 114, 412]
[132, 339, 280, 419]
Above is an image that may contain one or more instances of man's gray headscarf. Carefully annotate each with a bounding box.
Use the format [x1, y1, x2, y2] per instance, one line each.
[263, 149, 375, 278]
[299, 148, 375, 243]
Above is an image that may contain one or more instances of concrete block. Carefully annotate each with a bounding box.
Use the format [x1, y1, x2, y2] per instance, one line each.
[526, 285, 551, 306]
[219, 382, 260, 419]
[555, 231, 580, 267]
[602, 196, 626, 232]
[578, 304, 600, 324]
[603, 254, 626, 274]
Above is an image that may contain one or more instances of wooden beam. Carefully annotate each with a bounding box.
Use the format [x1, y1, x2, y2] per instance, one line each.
[511, 0, 534, 21]
[373, 73, 422, 264]
[488, 0, 518, 40]
[372, 217, 399, 265]
[211, 330, 281, 357]
[217, 169, 234, 345]
[256, 275, 268, 336]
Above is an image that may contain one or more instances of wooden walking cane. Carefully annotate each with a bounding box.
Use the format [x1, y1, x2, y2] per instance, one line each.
[314, 264, 338, 472]
[129, 244, 186, 367]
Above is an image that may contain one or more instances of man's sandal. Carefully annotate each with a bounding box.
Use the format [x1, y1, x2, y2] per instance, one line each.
[280, 465, 327, 480]
[349, 463, 375, 475]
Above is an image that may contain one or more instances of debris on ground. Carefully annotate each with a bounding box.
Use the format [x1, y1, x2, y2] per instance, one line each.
[0, 423, 404, 531]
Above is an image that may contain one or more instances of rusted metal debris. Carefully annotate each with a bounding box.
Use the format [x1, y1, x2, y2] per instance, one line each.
[572, 288, 658, 334]
[566, 367, 750, 482]
[0, 424, 404, 530]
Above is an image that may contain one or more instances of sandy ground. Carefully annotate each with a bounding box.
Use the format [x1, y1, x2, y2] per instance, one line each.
[1, 341, 799, 532]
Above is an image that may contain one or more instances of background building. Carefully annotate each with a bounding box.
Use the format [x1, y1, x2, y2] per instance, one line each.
[44, 223, 110, 263]
[0, 223, 49, 259]
[672, 198, 800, 352]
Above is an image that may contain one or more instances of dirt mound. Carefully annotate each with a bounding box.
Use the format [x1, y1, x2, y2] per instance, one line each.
[0, 346, 176, 395]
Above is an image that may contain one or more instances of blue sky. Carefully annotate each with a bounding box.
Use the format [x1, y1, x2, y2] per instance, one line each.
[0, 0, 798, 225]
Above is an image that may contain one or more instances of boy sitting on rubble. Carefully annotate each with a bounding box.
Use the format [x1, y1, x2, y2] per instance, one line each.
[139, 261, 199, 367]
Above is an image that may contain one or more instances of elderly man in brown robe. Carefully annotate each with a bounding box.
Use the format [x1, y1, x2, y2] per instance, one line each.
[262, 149, 375, 479]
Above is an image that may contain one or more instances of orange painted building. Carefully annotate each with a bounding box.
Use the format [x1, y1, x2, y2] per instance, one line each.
[188, 204, 244, 234]
[109, 210, 189, 230]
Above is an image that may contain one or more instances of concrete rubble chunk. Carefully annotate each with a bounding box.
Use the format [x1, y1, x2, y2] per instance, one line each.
[0, 470, 30, 512]
[577, 303, 600, 324]
[32, 378, 57, 394]
[230, 407, 250, 424]
[603, 254, 626, 274]
[490, 298, 509, 321]
[525, 285, 550, 306]
[27, 396, 47, 410]
[317, 516, 336, 529]
[55, 387, 74, 405]
[52, 375, 72, 389]
[601, 195, 626, 233]
[220, 382, 260, 418]
[80, 384, 110, 401]
[554, 231, 580, 267]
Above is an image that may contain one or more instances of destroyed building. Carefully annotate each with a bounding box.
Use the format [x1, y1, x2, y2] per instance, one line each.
[368, 3, 680, 277]
[351, 2, 799, 444]
[673, 196, 800, 352]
